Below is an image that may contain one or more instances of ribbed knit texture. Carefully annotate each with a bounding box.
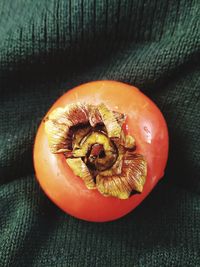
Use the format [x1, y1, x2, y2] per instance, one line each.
[0, 0, 200, 266]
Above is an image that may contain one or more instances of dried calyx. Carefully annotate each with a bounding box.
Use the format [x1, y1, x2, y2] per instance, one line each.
[45, 103, 147, 199]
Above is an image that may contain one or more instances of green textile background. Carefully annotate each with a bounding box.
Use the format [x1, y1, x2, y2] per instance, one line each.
[0, 0, 200, 266]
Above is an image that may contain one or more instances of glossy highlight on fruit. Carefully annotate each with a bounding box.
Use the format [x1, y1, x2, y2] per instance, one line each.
[33, 81, 169, 222]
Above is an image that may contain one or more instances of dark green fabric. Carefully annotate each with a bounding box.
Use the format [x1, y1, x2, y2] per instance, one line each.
[0, 0, 200, 266]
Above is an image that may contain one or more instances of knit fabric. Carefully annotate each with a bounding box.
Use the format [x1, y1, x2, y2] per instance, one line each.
[0, 0, 200, 266]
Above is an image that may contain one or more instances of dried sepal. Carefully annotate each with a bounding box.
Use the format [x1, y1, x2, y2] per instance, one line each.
[96, 152, 147, 199]
[64, 103, 89, 125]
[45, 107, 73, 153]
[66, 158, 96, 189]
[123, 152, 147, 193]
[98, 103, 121, 138]
[45, 103, 89, 153]
[96, 175, 130, 199]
